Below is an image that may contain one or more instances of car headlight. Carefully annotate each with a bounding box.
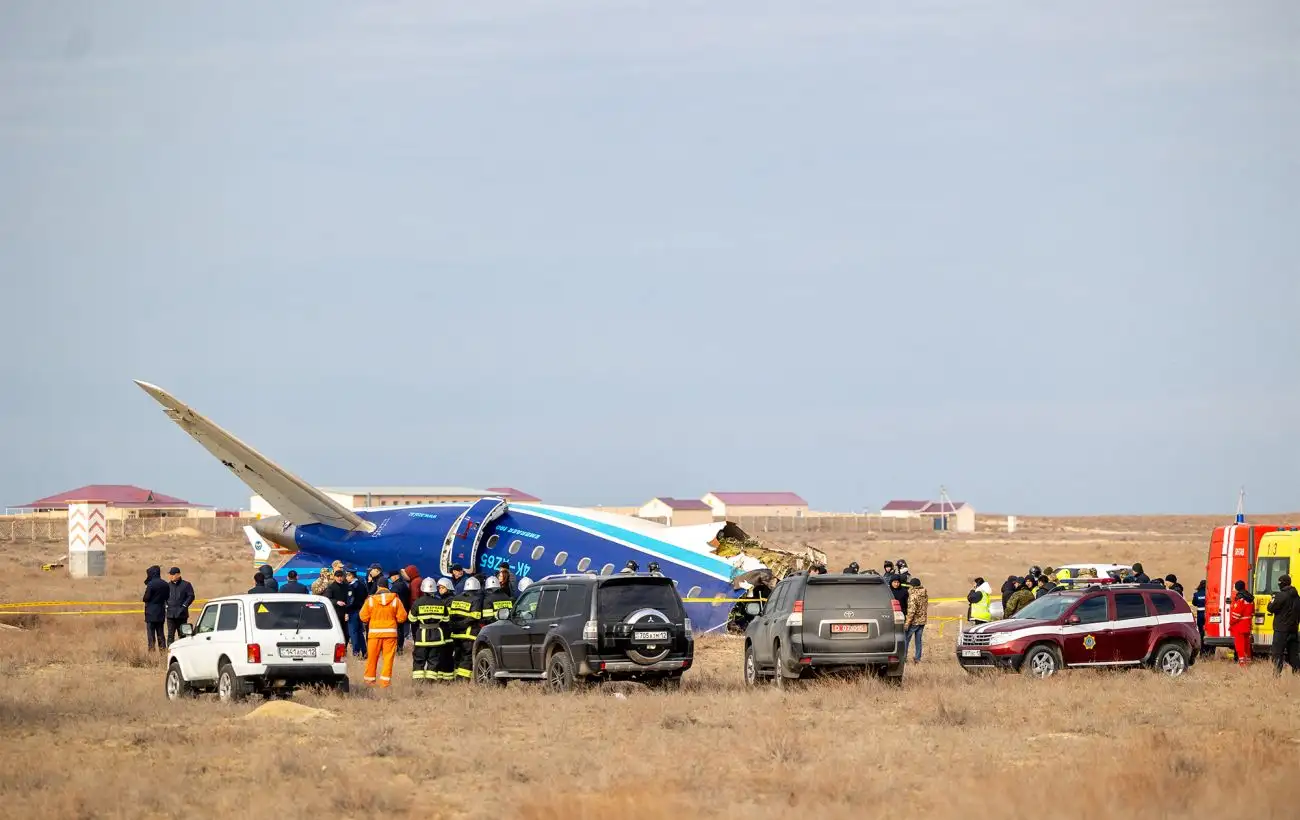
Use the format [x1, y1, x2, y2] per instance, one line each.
[989, 633, 1013, 646]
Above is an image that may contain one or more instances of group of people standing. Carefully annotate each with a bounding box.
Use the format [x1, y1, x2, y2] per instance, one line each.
[1202, 574, 1300, 674]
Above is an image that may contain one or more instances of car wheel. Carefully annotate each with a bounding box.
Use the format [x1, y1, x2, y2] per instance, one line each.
[474, 647, 507, 688]
[544, 650, 577, 694]
[743, 643, 759, 687]
[217, 662, 250, 703]
[1154, 642, 1189, 677]
[165, 662, 195, 701]
[622, 608, 674, 665]
[1021, 645, 1061, 678]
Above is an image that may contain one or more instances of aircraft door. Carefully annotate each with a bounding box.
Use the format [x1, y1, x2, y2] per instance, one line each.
[441, 498, 509, 577]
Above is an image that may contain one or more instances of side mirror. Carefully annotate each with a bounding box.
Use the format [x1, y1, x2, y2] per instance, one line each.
[495, 609, 511, 621]
[744, 602, 762, 616]
[1065, 615, 1080, 625]
[178, 623, 194, 638]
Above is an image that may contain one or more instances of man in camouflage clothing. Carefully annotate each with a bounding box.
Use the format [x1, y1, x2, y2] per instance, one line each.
[903, 577, 928, 662]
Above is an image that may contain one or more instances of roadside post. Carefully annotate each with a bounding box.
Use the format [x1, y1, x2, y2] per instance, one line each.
[68, 500, 108, 578]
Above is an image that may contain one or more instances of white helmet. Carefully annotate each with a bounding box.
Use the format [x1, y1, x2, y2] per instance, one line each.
[436, 577, 453, 591]
[518, 577, 533, 591]
[463, 577, 482, 592]
[485, 576, 500, 591]
[420, 577, 436, 594]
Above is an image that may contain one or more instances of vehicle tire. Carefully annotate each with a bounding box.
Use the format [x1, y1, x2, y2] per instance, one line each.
[743, 643, 760, 687]
[1152, 642, 1190, 677]
[772, 640, 797, 688]
[473, 647, 507, 688]
[165, 662, 195, 701]
[217, 663, 251, 703]
[1021, 645, 1061, 679]
[621, 608, 674, 665]
[544, 650, 578, 694]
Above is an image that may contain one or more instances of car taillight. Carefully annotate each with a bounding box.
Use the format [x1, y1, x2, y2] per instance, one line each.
[788, 599, 803, 627]
[583, 620, 598, 641]
[891, 598, 904, 624]
[334, 643, 346, 663]
[683, 618, 693, 639]
[247, 644, 261, 664]
[793, 600, 804, 613]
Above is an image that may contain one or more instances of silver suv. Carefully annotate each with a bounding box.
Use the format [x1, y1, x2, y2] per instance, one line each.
[742, 571, 905, 686]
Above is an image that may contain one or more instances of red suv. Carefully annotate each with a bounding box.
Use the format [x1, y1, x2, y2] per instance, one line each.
[956, 583, 1200, 678]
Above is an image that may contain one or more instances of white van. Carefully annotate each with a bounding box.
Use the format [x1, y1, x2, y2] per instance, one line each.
[164, 594, 350, 702]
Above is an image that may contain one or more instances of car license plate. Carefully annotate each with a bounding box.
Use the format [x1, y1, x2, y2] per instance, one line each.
[278, 646, 316, 658]
[831, 623, 870, 633]
[636, 631, 669, 641]
[961, 649, 981, 658]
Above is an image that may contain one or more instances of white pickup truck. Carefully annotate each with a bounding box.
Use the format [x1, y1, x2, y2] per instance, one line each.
[164, 593, 350, 702]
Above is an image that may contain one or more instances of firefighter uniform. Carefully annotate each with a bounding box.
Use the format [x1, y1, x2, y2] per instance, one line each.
[359, 581, 408, 688]
[482, 577, 514, 621]
[409, 579, 452, 682]
[448, 578, 484, 681]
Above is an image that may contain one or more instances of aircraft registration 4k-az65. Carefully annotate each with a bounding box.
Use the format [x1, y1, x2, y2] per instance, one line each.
[132, 380, 789, 633]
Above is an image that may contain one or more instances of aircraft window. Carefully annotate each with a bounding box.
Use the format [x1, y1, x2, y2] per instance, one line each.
[486, 535, 499, 551]
[554, 551, 568, 567]
[531, 545, 545, 561]
[508, 540, 522, 555]
[576, 557, 591, 572]
[600, 563, 615, 576]
[685, 586, 702, 600]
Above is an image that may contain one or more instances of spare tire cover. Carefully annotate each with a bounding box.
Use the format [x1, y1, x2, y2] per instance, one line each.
[623, 608, 673, 665]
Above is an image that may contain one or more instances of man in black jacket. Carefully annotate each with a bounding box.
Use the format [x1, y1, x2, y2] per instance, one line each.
[142, 565, 170, 651]
[323, 569, 352, 650]
[280, 569, 309, 594]
[164, 566, 196, 645]
[1267, 574, 1300, 675]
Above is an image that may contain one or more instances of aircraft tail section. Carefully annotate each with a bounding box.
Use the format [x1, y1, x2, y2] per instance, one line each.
[134, 381, 375, 534]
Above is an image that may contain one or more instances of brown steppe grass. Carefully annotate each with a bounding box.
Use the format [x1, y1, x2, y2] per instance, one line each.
[2, 516, 1299, 819]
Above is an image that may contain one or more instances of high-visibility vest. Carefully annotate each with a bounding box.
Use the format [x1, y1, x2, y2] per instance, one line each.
[970, 590, 991, 621]
[1056, 568, 1071, 583]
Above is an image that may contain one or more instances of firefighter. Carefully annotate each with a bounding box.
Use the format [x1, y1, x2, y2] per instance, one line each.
[842, 561, 860, 575]
[1229, 580, 1255, 667]
[358, 575, 408, 688]
[482, 576, 514, 621]
[409, 577, 450, 683]
[620, 560, 639, 574]
[448, 576, 484, 681]
[432, 577, 457, 681]
[647, 561, 664, 577]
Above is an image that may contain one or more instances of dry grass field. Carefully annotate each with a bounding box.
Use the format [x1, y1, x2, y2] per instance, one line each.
[3, 516, 1299, 820]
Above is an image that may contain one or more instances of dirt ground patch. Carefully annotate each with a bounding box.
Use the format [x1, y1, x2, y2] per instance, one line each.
[0, 523, 1297, 819]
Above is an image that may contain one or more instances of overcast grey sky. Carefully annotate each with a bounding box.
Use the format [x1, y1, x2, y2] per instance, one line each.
[2, 1, 1297, 515]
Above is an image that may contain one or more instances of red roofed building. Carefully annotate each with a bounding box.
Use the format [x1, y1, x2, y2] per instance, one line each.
[14, 484, 214, 519]
[702, 491, 808, 518]
[880, 500, 931, 518]
[486, 487, 542, 503]
[638, 497, 715, 526]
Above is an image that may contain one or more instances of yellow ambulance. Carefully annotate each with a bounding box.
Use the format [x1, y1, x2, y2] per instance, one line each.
[1252, 528, 1300, 647]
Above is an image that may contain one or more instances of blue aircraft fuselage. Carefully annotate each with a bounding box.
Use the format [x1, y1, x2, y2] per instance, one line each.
[266, 502, 744, 633]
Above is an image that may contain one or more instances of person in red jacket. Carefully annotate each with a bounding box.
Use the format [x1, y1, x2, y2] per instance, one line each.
[1229, 580, 1255, 667]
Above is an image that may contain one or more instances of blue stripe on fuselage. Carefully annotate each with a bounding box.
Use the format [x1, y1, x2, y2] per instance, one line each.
[510, 504, 734, 580]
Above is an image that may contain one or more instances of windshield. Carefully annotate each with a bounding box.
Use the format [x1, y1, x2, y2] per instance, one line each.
[1010, 593, 1081, 621]
[597, 580, 683, 621]
[253, 600, 334, 630]
[805, 580, 889, 609]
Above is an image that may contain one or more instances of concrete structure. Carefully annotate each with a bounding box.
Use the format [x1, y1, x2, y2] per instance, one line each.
[67, 501, 107, 577]
[1007, 515, 1017, 533]
[702, 491, 808, 518]
[637, 497, 715, 527]
[920, 500, 976, 533]
[14, 485, 213, 520]
[248, 485, 540, 516]
[880, 500, 930, 518]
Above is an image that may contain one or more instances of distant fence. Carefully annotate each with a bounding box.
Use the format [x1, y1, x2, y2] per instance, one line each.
[0, 516, 259, 543]
[728, 514, 981, 534]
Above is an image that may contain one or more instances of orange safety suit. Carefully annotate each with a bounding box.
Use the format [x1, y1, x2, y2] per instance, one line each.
[359, 588, 408, 687]
[1229, 595, 1255, 666]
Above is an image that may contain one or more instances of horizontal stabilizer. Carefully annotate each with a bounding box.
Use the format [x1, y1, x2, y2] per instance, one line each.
[134, 381, 375, 534]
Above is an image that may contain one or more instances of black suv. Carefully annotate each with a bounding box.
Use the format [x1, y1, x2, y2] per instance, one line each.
[743, 571, 905, 686]
[471, 573, 694, 692]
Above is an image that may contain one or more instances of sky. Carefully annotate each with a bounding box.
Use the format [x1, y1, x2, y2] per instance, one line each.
[1, 1, 1297, 515]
